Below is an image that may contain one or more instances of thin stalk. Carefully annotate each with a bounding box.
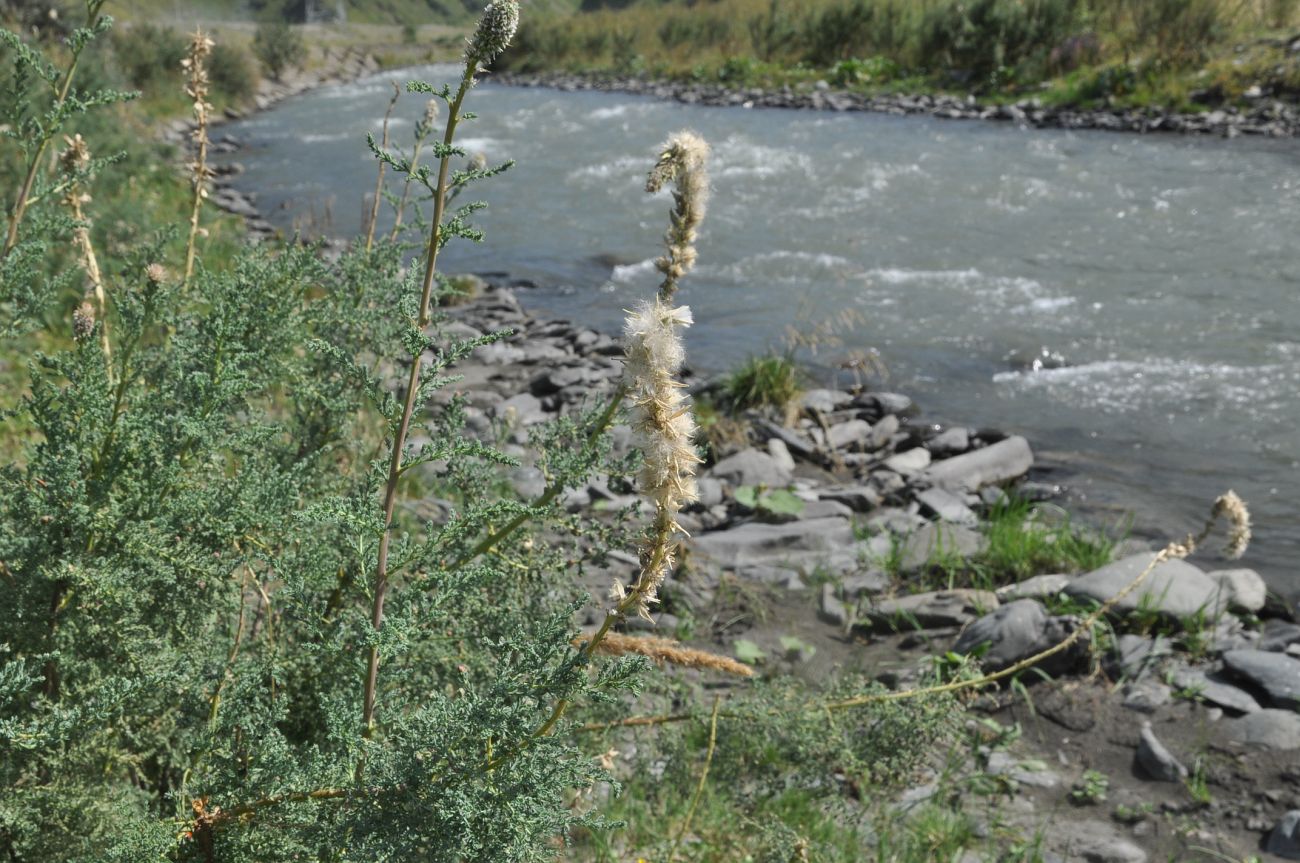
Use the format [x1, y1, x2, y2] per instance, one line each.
[666, 696, 720, 863]
[361, 62, 478, 736]
[388, 109, 435, 242]
[2, 2, 104, 258]
[364, 82, 401, 253]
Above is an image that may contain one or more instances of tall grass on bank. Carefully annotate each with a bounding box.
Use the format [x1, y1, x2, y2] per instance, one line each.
[503, 0, 1300, 106]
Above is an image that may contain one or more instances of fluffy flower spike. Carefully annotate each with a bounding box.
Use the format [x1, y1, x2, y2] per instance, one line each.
[645, 131, 710, 300]
[465, 0, 519, 65]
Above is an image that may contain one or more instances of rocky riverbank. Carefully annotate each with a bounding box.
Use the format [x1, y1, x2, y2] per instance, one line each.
[427, 276, 1300, 862]
[493, 70, 1300, 138]
[173, 65, 1300, 860]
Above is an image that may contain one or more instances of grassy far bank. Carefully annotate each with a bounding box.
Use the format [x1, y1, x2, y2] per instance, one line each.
[498, 0, 1300, 113]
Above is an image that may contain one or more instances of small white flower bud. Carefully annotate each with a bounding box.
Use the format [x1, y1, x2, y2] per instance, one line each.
[465, 0, 519, 65]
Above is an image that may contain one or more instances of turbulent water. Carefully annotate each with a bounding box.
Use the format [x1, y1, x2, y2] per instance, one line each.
[215, 66, 1300, 597]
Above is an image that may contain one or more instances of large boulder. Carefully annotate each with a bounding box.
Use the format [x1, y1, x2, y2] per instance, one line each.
[1208, 567, 1268, 613]
[1063, 554, 1222, 619]
[922, 435, 1033, 491]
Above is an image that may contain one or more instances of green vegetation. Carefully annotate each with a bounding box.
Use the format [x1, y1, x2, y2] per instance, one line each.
[501, 0, 1300, 111]
[252, 18, 304, 80]
[0, 5, 986, 860]
[724, 351, 804, 415]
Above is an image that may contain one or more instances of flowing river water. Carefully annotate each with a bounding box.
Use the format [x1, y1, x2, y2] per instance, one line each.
[214, 66, 1300, 598]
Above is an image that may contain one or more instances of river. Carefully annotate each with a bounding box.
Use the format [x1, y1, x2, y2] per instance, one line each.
[214, 66, 1300, 598]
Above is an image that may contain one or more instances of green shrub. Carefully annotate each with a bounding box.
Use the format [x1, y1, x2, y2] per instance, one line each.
[252, 19, 305, 81]
[111, 23, 187, 93]
[208, 42, 257, 105]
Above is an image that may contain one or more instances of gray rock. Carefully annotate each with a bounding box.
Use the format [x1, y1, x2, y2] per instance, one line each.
[858, 391, 914, 417]
[1208, 568, 1268, 613]
[883, 447, 931, 475]
[865, 508, 927, 536]
[799, 499, 854, 520]
[819, 486, 882, 512]
[695, 477, 724, 508]
[509, 466, 546, 499]
[1223, 649, 1300, 709]
[1168, 667, 1261, 714]
[1267, 811, 1300, 859]
[985, 750, 1060, 788]
[825, 419, 872, 451]
[996, 573, 1070, 602]
[709, 448, 793, 488]
[926, 426, 970, 457]
[492, 392, 547, 424]
[819, 583, 849, 627]
[1111, 634, 1175, 680]
[1226, 709, 1300, 750]
[1262, 621, 1300, 653]
[841, 570, 889, 597]
[1121, 680, 1171, 713]
[916, 486, 979, 528]
[801, 388, 852, 414]
[1064, 554, 1222, 619]
[766, 438, 796, 473]
[865, 589, 999, 630]
[869, 414, 900, 449]
[923, 435, 1034, 492]
[953, 599, 1048, 670]
[754, 419, 816, 459]
[899, 522, 987, 572]
[1050, 819, 1147, 863]
[691, 518, 854, 568]
[1135, 723, 1187, 781]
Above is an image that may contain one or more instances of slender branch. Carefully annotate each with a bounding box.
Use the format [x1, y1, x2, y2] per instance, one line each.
[361, 61, 478, 738]
[364, 82, 400, 253]
[667, 696, 720, 863]
[2, 2, 105, 258]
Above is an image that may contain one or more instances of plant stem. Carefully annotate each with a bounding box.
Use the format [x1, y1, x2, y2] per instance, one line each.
[360, 62, 477, 738]
[667, 696, 720, 863]
[364, 82, 400, 253]
[2, 3, 103, 258]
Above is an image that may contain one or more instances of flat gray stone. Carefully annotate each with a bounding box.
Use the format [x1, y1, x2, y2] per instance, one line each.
[869, 413, 900, 449]
[1050, 819, 1147, 863]
[865, 508, 927, 536]
[883, 447, 931, 475]
[819, 485, 882, 512]
[799, 499, 853, 520]
[1064, 554, 1222, 619]
[986, 751, 1060, 788]
[801, 388, 852, 414]
[754, 419, 817, 459]
[1121, 680, 1171, 713]
[858, 391, 914, 417]
[996, 573, 1071, 602]
[1226, 709, 1300, 750]
[695, 477, 724, 508]
[1136, 723, 1186, 781]
[900, 522, 987, 572]
[709, 448, 792, 488]
[1208, 567, 1268, 613]
[926, 426, 970, 457]
[1223, 649, 1300, 709]
[916, 486, 979, 528]
[493, 392, 547, 424]
[1262, 621, 1300, 653]
[691, 517, 854, 568]
[841, 570, 889, 597]
[923, 435, 1034, 492]
[1267, 810, 1300, 859]
[865, 589, 999, 630]
[1168, 666, 1261, 714]
[1110, 634, 1175, 680]
[825, 419, 871, 451]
